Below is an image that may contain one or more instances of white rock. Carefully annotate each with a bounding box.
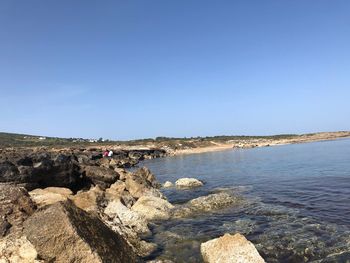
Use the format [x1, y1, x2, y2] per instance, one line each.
[131, 196, 174, 221]
[163, 181, 173, 188]
[201, 233, 265, 263]
[104, 200, 150, 235]
[175, 178, 203, 188]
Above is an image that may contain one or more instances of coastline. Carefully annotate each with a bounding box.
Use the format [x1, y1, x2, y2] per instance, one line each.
[170, 132, 350, 156]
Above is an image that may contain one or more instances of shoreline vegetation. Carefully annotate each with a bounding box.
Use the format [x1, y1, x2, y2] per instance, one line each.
[1, 131, 350, 262]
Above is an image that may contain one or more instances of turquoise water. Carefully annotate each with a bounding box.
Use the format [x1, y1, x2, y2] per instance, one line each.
[143, 139, 350, 262]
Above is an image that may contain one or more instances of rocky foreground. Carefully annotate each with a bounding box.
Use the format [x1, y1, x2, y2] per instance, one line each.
[0, 148, 264, 262]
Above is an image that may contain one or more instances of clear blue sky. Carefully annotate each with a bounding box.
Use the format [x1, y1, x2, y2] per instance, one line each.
[1, 1, 349, 140]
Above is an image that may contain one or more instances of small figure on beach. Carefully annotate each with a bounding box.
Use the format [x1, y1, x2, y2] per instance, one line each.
[103, 150, 109, 157]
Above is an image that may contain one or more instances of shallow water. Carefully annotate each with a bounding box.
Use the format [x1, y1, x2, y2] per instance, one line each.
[142, 139, 350, 263]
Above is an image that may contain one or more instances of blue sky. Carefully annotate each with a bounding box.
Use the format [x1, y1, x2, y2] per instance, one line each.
[1, 1, 349, 140]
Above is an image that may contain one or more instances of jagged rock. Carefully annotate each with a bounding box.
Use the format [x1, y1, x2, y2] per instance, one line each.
[0, 184, 36, 237]
[163, 181, 173, 188]
[133, 167, 161, 188]
[105, 181, 126, 201]
[172, 192, 242, 218]
[147, 260, 175, 263]
[175, 178, 203, 188]
[29, 187, 73, 208]
[125, 168, 163, 200]
[82, 165, 119, 188]
[70, 185, 105, 213]
[23, 200, 138, 263]
[200, 233, 265, 263]
[0, 161, 20, 182]
[131, 196, 174, 221]
[105, 200, 150, 235]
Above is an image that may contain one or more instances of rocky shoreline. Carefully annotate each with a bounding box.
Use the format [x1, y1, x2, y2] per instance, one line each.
[0, 147, 266, 262]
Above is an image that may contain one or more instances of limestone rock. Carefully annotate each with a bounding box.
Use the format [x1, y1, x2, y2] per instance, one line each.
[29, 187, 73, 208]
[0, 236, 42, 263]
[163, 181, 173, 188]
[175, 178, 203, 188]
[105, 200, 150, 235]
[70, 185, 104, 213]
[173, 192, 242, 218]
[23, 200, 138, 263]
[105, 181, 126, 201]
[125, 172, 164, 200]
[131, 196, 174, 221]
[201, 233, 265, 263]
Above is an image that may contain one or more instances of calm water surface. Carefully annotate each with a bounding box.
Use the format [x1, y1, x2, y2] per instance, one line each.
[142, 139, 350, 263]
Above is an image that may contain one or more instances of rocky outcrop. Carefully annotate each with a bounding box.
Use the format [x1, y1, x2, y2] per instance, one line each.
[172, 192, 242, 218]
[132, 196, 174, 221]
[23, 200, 138, 263]
[175, 178, 203, 188]
[0, 154, 82, 191]
[200, 233, 265, 263]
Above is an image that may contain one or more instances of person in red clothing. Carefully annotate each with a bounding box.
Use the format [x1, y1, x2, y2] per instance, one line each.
[103, 150, 109, 157]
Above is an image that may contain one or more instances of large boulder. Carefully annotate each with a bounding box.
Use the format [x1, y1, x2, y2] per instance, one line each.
[175, 178, 203, 188]
[200, 233, 265, 263]
[131, 196, 174, 221]
[29, 187, 73, 208]
[82, 165, 119, 188]
[0, 184, 36, 237]
[23, 200, 138, 263]
[172, 192, 242, 218]
[125, 168, 163, 199]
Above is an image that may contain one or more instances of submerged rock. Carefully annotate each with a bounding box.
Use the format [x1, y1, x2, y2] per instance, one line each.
[175, 178, 203, 188]
[163, 181, 173, 188]
[132, 196, 174, 221]
[23, 200, 137, 263]
[173, 192, 242, 218]
[200, 233, 265, 263]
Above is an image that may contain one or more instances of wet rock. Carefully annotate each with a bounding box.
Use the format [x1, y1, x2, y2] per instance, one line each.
[163, 181, 173, 188]
[29, 187, 73, 208]
[82, 165, 119, 188]
[175, 178, 203, 188]
[172, 192, 242, 218]
[200, 233, 265, 263]
[125, 169, 164, 200]
[70, 185, 105, 213]
[0, 184, 36, 237]
[132, 196, 174, 221]
[105, 200, 150, 235]
[23, 200, 137, 263]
